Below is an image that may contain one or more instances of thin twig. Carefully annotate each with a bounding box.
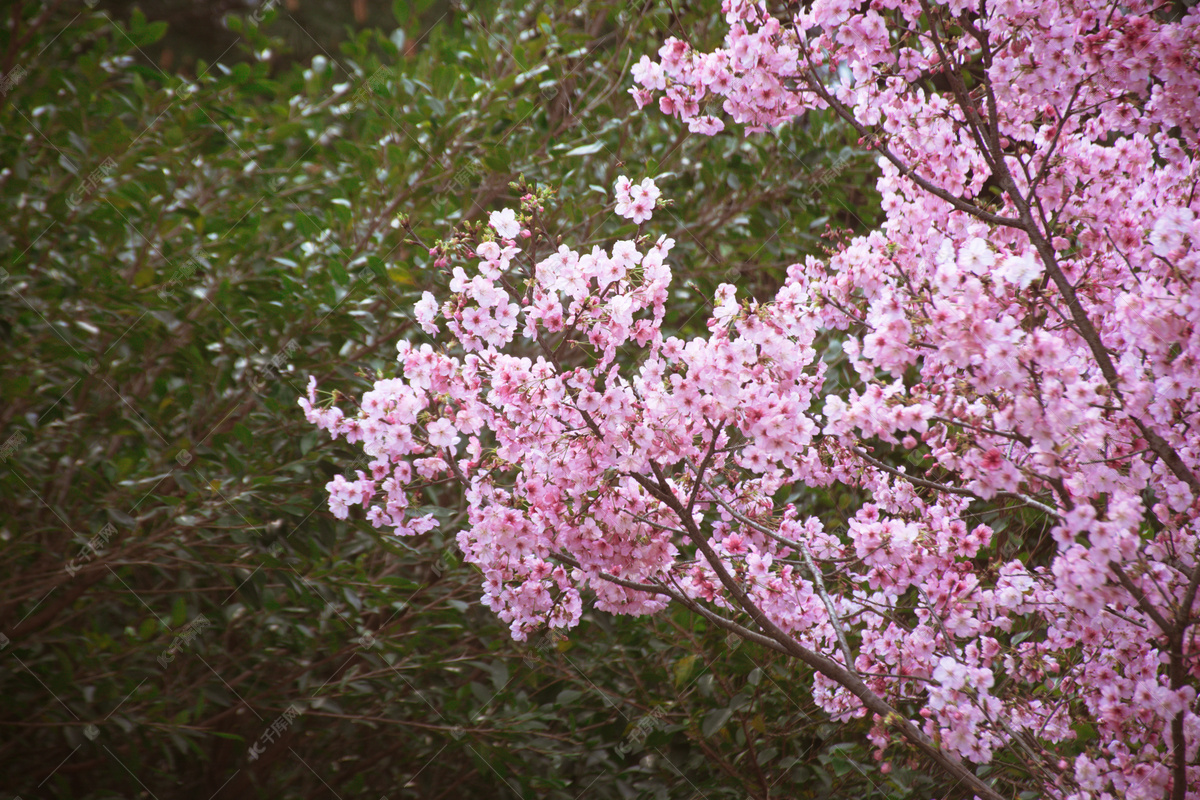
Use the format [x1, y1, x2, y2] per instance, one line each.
[687, 468, 857, 673]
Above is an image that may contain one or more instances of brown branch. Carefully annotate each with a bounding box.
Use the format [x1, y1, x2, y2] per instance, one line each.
[634, 461, 1006, 800]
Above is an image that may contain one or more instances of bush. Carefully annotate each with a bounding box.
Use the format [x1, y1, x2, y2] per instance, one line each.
[1, 1, 889, 797]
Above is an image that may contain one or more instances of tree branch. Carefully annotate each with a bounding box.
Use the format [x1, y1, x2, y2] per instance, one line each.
[633, 461, 1007, 800]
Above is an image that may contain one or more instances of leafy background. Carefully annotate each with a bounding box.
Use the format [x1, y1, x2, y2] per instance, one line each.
[0, 1, 927, 797]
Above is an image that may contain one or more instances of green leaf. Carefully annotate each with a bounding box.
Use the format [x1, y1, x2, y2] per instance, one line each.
[236, 574, 261, 608]
[127, 18, 168, 47]
[366, 255, 387, 282]
[295, 214, 321, 237]
[171, 596, 187, 628]
[392, 0, 411, 25]
[489, 660, 508, 691]
[673, 653, 699, 688]
[106, 508, 137, 527]
[561, 140, 607, 157]
[432, 65, 457, 96]
[233, 423, 253, 449]
[701, 707, 732, 737]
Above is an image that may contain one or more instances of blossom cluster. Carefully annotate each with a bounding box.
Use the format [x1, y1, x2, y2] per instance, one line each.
[613, 175, 661, 224]
[306, 1, 1200, 797]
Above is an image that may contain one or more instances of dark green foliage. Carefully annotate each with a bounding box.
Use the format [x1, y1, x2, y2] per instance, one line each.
[0, 2, 910, 797]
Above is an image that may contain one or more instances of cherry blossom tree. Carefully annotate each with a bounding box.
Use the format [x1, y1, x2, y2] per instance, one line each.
[303, 1, 1200, 797]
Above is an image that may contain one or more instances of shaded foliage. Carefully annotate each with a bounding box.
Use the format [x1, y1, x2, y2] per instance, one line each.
[0, 1, 894, 797]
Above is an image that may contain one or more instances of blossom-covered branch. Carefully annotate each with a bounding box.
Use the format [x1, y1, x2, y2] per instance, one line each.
[305, 1, 1200, 796]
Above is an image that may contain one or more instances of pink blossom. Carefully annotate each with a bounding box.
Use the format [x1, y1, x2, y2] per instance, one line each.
[425, 418, 460, 451]
[996, 253, 1044, 289]
[488, 208, 520, 239]
[414, 291, 439, 334]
